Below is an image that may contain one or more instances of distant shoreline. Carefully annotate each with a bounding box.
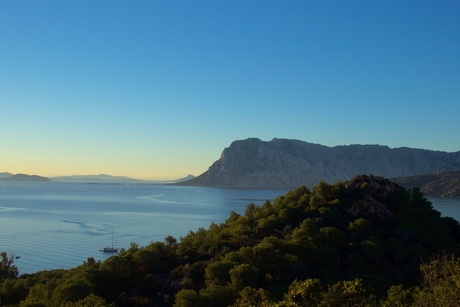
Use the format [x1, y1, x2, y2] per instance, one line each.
[0, 173, 50, 182]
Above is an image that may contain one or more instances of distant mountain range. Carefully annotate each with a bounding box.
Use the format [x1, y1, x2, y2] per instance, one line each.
[392, 171, 460, 198]
[3, 138, 459, 194]
[0, 173, 195, 184]
[51, 174, 143, 183]
[50, 174, 195, 184]
[178, 138, 460, 188]
[0, 172, 13, 178]
[0, 173, 50, 181]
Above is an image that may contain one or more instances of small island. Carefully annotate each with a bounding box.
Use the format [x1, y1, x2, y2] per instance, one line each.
[0, 173, 50, 182]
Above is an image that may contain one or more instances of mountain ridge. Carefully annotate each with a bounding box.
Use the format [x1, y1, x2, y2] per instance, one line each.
[392, 170, 460, 198]
[51, 174, 195, 183]
[0, 173, 50, 182]
[178, 138, 460, 188]
[0, 172, 14, 179]
[51, 174, 143, 182]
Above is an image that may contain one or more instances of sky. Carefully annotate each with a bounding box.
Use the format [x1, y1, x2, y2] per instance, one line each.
[1, 1, 459, 179]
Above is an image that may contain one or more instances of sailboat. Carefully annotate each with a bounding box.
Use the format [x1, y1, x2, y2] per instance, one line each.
[103, 228, 119, 253]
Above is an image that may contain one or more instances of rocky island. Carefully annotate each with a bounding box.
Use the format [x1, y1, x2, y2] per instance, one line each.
[179, 138, 460, 188]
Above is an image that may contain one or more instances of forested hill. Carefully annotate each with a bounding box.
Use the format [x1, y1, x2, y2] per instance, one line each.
[392, 170, 460, 198]
[2, 175, 460, 306]
[178, 138, 460, 188]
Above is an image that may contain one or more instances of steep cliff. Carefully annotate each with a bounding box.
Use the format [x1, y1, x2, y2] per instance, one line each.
[180, 138, 460, 188]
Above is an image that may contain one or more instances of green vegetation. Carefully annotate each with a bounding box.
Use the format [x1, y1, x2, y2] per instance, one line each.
[1, 175, 460, 306]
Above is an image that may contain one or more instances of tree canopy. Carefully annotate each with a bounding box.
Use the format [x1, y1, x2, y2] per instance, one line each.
[1, 175, 460, 306]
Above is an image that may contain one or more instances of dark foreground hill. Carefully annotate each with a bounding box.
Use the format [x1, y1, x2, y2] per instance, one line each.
[2, 175, 460, 306]
[392, 170, 460, 198]
[178, 138, 460, 188]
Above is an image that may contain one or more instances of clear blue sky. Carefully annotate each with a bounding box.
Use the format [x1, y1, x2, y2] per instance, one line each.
[1, 1, 459, 179]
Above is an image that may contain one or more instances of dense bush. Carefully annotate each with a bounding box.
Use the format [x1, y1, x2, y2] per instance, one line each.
[1, 175, 460, 306]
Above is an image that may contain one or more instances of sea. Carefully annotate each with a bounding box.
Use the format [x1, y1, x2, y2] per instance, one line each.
[0, 181, 459, 275]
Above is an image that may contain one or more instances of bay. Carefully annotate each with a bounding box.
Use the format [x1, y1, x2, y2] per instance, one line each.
[0, 182, 288, 274]
[0, 182, 459, 275]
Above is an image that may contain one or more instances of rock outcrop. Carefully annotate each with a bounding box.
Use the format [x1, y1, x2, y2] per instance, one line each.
[179, 138, 460, 188]
[346, 175, 400, 220]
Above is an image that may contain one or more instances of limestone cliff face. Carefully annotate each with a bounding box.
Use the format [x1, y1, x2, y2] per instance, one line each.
[181, 138, 460, 188]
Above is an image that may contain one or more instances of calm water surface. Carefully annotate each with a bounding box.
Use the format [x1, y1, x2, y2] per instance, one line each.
[0, 182, 288, 274]
[0, 182, 458, 274]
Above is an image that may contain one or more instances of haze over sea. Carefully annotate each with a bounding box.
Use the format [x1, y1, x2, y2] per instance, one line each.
[1, 181, 459, 275]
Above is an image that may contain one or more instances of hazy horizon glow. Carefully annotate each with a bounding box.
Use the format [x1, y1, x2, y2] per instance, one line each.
[1, 1, 459, 179]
